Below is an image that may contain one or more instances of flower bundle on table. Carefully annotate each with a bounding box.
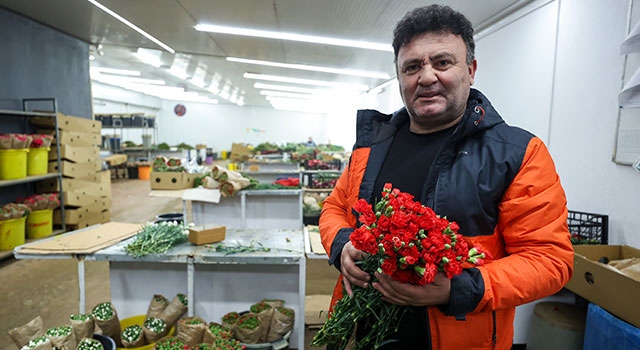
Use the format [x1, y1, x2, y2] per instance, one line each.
[0, 203, 30, 221]
[0, 133, 53, 149]
[17, 193, 60, 211]
[311, 183, 490, 350]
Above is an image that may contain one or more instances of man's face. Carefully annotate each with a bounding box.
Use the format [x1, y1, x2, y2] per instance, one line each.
[396, 32, 477, 133]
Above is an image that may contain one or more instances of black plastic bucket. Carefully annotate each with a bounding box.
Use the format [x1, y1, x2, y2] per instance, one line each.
[155, 212, 184, 224]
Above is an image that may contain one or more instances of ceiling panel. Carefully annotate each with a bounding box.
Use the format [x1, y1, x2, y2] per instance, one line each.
[0, 0, 533, 109]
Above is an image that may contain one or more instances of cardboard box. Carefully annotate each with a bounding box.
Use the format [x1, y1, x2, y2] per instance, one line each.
[49, 145, 99, 163]
[182, 173, 199, 189]
[565, 245, 640, 328]
[31, 113, 101, 134]
[56, 130, 101, 147]
[150, 172, 184, 190]
[188, 224, 226, 245]
[62, 191, 111, 208]
[36, 176, 111, 197]
[230, 143, 252, 161]
[48, 160, 101, 178]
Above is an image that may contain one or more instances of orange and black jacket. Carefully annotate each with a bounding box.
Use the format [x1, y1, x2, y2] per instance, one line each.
[319, 88, 574, 349]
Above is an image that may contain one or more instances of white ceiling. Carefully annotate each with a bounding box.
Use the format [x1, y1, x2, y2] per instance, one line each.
[0, 0, 533, 109]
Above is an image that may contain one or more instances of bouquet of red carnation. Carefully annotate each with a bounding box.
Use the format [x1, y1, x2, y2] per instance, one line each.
[311, 183, 490, 350]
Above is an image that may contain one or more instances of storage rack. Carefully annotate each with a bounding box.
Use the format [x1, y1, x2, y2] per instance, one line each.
[0, 98, 66, 258]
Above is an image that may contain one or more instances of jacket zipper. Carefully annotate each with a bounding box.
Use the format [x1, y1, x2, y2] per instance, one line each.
[492, 310, 497, 349]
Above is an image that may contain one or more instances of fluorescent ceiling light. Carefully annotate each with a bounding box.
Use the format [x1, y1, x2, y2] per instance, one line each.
[227, 57, 389, 79]
[87, 0, 175, 53]
[91, 67, 140, 76]
[253, 83, 324, 94]
[243, 73, 369, 91]
[136, 48, 164, 67]
[107, 76, 166, 85]
[195, 24, 392, 52]
[260, 90, 313, 99]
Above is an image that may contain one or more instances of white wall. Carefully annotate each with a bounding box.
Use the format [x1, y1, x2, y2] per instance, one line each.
[156, 100, 327, 152]
[91, 0, 640, 246]
[551, 0, 639, 246]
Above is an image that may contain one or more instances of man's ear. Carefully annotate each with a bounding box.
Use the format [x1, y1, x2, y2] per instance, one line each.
[468, 59, 478, 86]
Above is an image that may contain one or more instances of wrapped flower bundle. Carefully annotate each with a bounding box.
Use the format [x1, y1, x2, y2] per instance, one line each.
[143, 317, 168, 344]
[29, 134, 53, 148]
[76, 338, 104, 350]
[0, 203, 30, 221]
[19, 336, 51, 350]
[248, 301, 273, 343]
[233, 313, 262, 344]
[146, 294, 169, 319]
[0, 133, 33, 149]
[220, 312, 239, 331]
[92, 302, 121, 347]
[8, 316, 44, 349]
[311, 183, 490, 350]
[17, 193, 60, 211]
[158, 293, 188, 329]
[202, 322, 234, 344]
[121, 324, 145, 348]
[69, 314, 95, 341]
[153, 337, 189, 350]
[267, 307, 294, 342]
[45, 325, 76, 349]
[176, 316, 206, 346]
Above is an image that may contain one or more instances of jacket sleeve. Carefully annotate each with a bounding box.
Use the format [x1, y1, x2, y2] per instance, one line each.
[319, 148, 370, 270]
[469, 137, 574, 313]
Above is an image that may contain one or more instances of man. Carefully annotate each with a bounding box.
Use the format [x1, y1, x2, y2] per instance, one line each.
[319, 4, 573, 349]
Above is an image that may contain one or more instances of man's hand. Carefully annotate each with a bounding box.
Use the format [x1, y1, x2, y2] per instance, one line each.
[340, 241, 370, 296]
[372, 271, 451, 306]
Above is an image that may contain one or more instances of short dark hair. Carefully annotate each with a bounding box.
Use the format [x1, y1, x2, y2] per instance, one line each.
[392, 4, 475, 64]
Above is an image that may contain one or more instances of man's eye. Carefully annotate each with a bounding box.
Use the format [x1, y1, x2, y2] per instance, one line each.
[403, 65, 421, 74]
[435, 60, 452, 68]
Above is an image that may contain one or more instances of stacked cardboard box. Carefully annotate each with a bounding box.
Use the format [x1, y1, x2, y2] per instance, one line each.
[32, 113, 112, 231]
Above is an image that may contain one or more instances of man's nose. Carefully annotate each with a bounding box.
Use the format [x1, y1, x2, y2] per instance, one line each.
[418, 64, 437, 85]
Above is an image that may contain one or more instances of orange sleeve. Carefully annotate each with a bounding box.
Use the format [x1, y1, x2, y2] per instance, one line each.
[319, 148, 370, 259]
[475, 138, 574, 311]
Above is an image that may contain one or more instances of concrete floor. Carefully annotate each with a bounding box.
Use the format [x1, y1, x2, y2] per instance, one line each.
[1, 177, 334, 349]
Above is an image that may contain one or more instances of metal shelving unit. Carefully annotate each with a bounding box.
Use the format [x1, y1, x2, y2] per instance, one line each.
[0, 99, 67, 258]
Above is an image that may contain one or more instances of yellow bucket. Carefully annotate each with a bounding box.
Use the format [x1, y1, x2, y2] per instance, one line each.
[0, 149, 29, 180]
[26, 209, 53, 239]
[27, 147, 50, 176]
[0, 216, 26, 250]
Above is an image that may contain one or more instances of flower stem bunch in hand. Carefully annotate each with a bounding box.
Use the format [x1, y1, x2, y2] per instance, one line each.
[311, 183, 489, 350]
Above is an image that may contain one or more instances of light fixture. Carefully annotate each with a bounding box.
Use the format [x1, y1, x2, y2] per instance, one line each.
[260, 90, 313, 99]
[195, 24, 392, 52]
[243, 73, 369, 91]
[136, 48, 164, 67]
[227, 57, 390, 79]
[253, 83, 323, 94]
[87, 0, 175, 53]
[90, 67, 141, 76]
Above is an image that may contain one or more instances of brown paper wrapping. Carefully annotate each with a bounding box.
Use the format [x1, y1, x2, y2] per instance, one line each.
[92, 302, 122, 347]
[46, 328, 77, 350]
[142, 318, 168, 344]
[7, 316, 44, 349]
[146, 294, 169, 319]
[121, 325, 145, 348]
[158, 294, 188, 328]
[267, 307, 295, 342]
[69, 316, 95, 346]
[175, 316, 207, 346]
